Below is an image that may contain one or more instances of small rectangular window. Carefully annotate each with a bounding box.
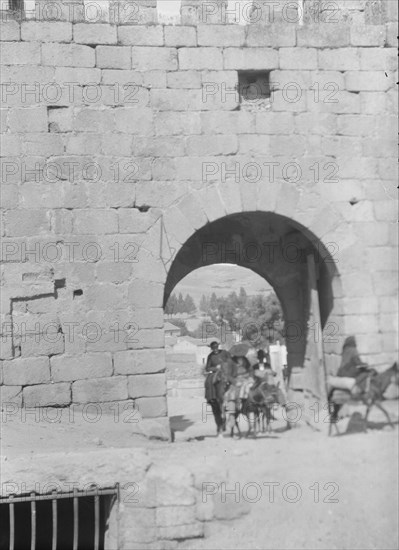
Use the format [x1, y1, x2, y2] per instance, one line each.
[238, 71, 271, 111]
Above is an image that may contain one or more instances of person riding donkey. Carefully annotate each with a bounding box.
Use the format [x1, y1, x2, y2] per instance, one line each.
[328, 336, 376, 397]
[223, 355, 254, 435]
[252, 349, 286, 407]
[204, 341, 236, 437]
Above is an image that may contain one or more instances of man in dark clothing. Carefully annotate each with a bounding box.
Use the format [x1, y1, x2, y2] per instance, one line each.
[329, 336, 374, 395]
[204, 342, 226, 436]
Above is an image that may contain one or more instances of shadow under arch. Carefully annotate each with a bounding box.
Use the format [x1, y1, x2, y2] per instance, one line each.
[164, 211, 341, 372]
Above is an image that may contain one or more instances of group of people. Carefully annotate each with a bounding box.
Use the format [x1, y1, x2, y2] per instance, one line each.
[203, 336, 378, 436]
[204, 341, 285, 436]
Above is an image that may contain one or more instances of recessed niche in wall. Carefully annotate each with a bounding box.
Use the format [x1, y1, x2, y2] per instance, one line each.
[238, 71, 271, 112]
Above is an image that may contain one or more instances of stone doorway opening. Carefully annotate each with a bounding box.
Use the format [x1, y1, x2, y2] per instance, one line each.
[164, 261, 286, 439]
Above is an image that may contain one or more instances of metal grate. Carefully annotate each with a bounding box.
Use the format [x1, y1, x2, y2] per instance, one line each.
[0, 485, 119, 550]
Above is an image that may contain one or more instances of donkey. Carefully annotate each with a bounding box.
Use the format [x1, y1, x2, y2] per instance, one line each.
[328, 362, 398, 436]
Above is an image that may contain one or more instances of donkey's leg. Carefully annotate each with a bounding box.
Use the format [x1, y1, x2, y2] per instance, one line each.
[247, 411, 256, 438]
[329, 402, 340, 436]
[363, 402, 372, 432]
[235, 412, 242, 439]
[374, 401, 394, 428]
[267, 406, 272, 434]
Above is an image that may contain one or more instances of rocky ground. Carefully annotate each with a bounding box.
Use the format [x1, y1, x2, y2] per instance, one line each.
[1, 396, 398, 550]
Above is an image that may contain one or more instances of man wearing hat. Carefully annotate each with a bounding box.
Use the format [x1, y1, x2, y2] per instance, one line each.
[204, 341, 227, 436]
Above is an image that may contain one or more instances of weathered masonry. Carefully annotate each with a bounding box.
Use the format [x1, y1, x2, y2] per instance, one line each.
[0, 0, 397, 432]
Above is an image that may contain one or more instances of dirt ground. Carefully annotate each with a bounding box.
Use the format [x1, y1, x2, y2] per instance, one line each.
[1, 396, 398, 550]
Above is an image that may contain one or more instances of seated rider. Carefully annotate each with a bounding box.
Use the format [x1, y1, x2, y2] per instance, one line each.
[329, 336, 375, 396]
[253, 350, 277, 387]
[253, 349, 286, 407]
[224, 356, 254, 405]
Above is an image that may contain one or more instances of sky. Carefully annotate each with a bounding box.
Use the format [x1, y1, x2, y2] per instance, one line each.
[174, 264, 273, 306]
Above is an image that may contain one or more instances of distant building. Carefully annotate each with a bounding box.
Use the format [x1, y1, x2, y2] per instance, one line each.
[164, 322, 182, 338]
[172, 337, 210, 366]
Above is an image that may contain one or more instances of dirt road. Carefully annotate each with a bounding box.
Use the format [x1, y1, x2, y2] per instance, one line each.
[1, 397, 398, 550]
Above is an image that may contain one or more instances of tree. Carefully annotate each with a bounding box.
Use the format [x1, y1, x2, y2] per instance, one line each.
[238, 287, 247, 308]
[177, 292, 186, 314]
[209, 292, 218, 311]
[199, 294, 209, 314]
[165, 293, 178, 315]
[184, 294, 196, 314]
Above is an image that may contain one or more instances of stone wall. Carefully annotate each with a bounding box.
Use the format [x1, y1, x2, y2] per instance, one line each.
[2, 446, 249, 549]
[0, 0, 398, 423]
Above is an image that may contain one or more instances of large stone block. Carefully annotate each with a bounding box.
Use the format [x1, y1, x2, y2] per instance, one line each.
[23, 382, 71, 407]
[344, 314, 380, 335]
[167, 71, 202, 89]
[23, 133, 64, 156]
[114, 349, 165, 375]
[128, 373, 166, 398]
[297, 24, 350, 47]
[224, 47, 278, 69]
[359, 48, 397, 71]
[72, 376, 128, 403]
[318, 48, 360, 70]
[8, 107, 48, 133]
[147, 464, 195, 505]
[154, 112, 201, 135]
[350, 25, 386, 46]
[114, 107, 153, 135]
[132, 47, 177, 70]
[51, 353, 113, 382]
[54, 66, 101, 85]
[345, 71, 395, 92]
[73, 23, 117, 44]
[96, 45, 131, 69]
[2, 356, 50, 385]
[186, 135, 238, 156]
[135, 396, 167, 418]
[73, 209, 118, 234]
[238, 134, 270, 155]
[118, 25, 164, 46]
[246, 24, 296, 47]
[4, 209, 49, 237]
[201, 111, 255, 134]
[279, 47, 317, 69]
[337, 115, 375, 136]
[0, 21, 20, 41]
[132, 136, 185, 157]
[20, 334, 65, 358]
[0, 41, 40, 65]
[197, 24, 245, 47]
[128, 281, 164, 308]
[179, 47, 223, 70]
[21, 22, 72, 42]
[341, 272, 374, 297]
[165, 26, 197, 47]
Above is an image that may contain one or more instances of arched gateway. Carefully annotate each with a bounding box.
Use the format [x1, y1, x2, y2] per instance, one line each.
[133, 188, 351, 428]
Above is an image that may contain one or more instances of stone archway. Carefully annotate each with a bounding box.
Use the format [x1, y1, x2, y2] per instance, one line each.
[132, 183, 352, 422]
[163, 210, 341, 378]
